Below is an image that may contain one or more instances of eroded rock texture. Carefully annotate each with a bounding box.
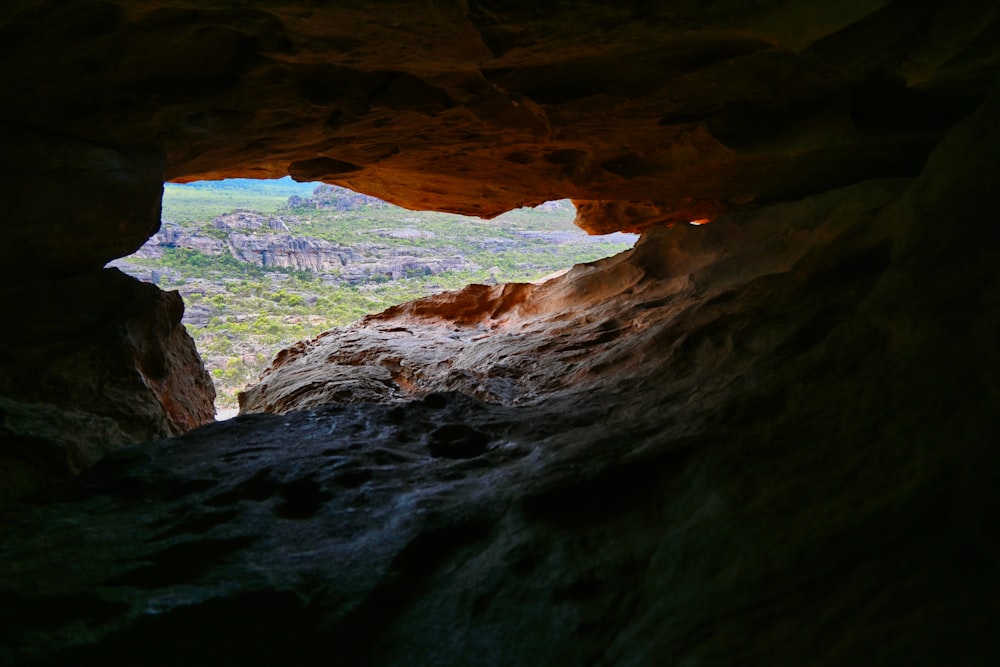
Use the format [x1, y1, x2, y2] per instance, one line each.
[2, 87, 998, 665]
[1, 0, 999, 663]
[2, 0, 998, 482]
[0, 123, 218, 498]
[241, 177, 906, 413]
[0, 124, 216, 498]
[0, 269, 215, 500]
[1, 0, 997, 228]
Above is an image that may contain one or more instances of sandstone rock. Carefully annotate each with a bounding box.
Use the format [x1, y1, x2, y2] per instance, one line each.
[134, 221, 228, 258]
[0, 397, 131, 502]
[127, 217, 481, 279]
[0, 1, 999, 663]
[3, 100, 999, 663]
[212, 210, 291, 232]
[289, 184, 391, 211]
[0, 127, 164, 277]
[338, 254, 478, 285]
[240, 176, 910, 413]
[2, 2, 995, 227]
[226, 232, 359, 273]
[0, 269, 215, 499]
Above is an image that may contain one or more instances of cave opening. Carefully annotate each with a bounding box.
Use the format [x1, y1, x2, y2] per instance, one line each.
[108, 177, 638, 415]
[4, 1, 1000, 660]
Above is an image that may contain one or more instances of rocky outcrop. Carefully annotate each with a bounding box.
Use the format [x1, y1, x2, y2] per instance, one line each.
[136, 221, 228, 257]
[3, 97, 999, 665]
[287, 184, 391, 211]
[129, 217, 481, 280]
[212, 210, 291, 232]
[225, 232, 360, 273]
[0, 125, 214, 495]
[338, 253, 477, 284]
[0, 269, 215, 500]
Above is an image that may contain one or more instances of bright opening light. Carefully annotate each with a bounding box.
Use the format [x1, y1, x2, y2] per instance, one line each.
[688, 219, 710, 226]
[109, 178, 639, 415]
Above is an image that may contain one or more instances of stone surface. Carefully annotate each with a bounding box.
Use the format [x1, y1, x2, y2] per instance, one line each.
[0, 127, 165, 277]
[1, 1, 996, 230]
[212, 210, 292, 232]
[2, 0, 998, 491]
[0, 269, 215, 500]
[125, 218, 480, 278]
[0, 122, 216, 497]
[2, 92, 998, 665]
[1, 1, 999, 663]
[238, 174, 910, 413]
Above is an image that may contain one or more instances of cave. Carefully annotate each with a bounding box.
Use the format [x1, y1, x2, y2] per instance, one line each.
[1, 2, 998, 664]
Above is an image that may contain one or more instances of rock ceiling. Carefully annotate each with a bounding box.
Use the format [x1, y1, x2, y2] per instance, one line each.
[2, 0, 996, 234]
[3, 96, 1000, 662]
[2, 1, 1000, 663]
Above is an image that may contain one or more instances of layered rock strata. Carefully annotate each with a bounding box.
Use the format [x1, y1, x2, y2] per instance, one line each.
[2, 1, 997, 490]
[2, 91, 997, 665]
[241, 174, 905, 413]
[1, 1, 995, 228]
[128, 219, 478, 279]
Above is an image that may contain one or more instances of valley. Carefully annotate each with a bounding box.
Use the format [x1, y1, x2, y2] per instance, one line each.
[110, 179, 636, 408]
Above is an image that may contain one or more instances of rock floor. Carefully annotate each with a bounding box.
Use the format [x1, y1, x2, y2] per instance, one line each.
[3, 100, 1000, 665]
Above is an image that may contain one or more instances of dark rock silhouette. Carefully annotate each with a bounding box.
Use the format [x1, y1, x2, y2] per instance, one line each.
[1, 1, 999, 664]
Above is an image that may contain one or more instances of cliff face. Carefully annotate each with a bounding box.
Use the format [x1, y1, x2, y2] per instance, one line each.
[0, 0, 999, 663]
[129, 216, 479, 278]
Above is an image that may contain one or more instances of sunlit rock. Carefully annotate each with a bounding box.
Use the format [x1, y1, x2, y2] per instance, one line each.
[3, 98, 999, 662]
[0, 1, 998, 662]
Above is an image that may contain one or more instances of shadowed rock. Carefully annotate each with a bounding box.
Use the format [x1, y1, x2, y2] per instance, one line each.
[0, 1, 999, 663]
[1, 1, 995, 227]
[2, 96, 998, 664]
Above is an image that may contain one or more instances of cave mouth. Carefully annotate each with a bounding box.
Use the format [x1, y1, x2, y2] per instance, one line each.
[108, 178, 637, 414]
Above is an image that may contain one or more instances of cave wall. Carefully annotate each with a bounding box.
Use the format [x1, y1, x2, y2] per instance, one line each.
[2, 0, 997, 226]
[0, 0, 999, 662]
[2, 1, 998, 491]
[0, 130, 215, 499]
[1, 92, 997, 665]
[0, 266, 215, 500]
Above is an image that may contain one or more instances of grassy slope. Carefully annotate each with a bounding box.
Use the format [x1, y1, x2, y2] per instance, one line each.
[122, 180, 635, 410]
[162, 177, 314, 222]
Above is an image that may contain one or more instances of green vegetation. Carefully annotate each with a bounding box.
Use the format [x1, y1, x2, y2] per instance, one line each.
[117, 180, 636, 410]
[162, 177, 313, 223]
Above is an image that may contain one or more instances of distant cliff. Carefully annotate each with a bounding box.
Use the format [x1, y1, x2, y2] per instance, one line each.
[133, 210, 477, 281]
[286, 184, 390, 211]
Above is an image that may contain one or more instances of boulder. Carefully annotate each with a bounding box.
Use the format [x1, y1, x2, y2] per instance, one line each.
[0, 269, 216, 500]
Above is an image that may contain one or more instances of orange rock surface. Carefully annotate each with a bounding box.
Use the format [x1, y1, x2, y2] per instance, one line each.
[0, 1, 999, 663]
[3, 1, 995, 235]
[2, 95, 998, 664]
